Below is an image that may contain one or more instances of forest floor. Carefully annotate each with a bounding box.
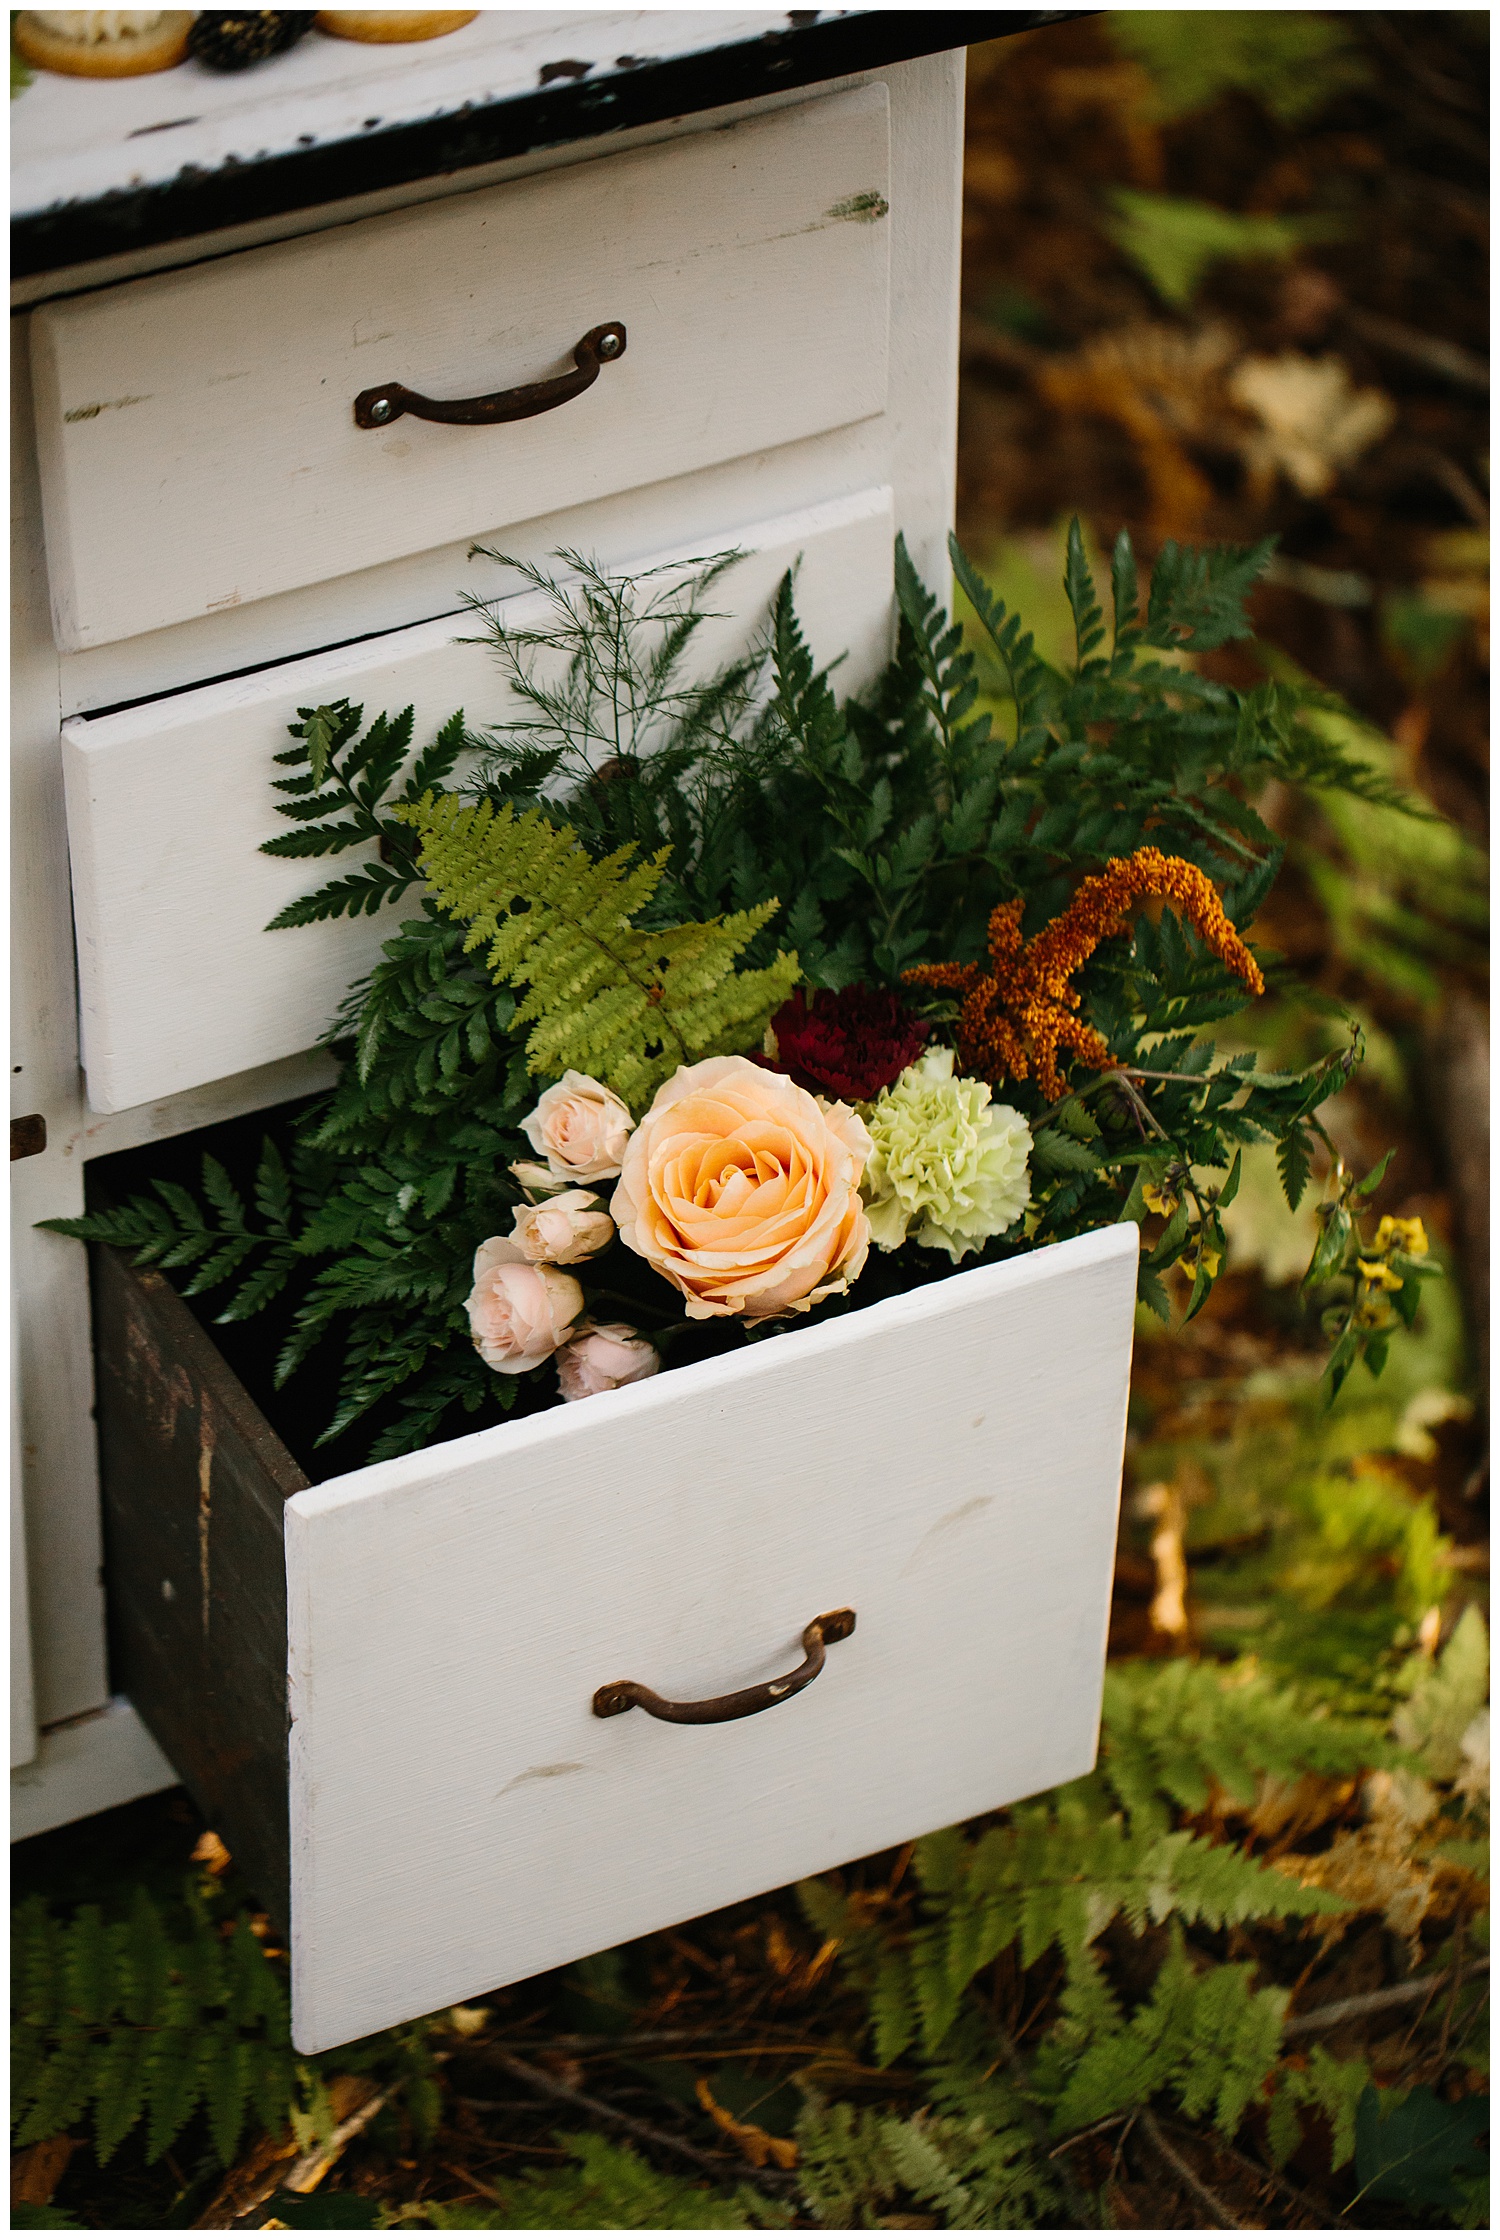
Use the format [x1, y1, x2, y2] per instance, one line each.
[13, 13, 1489, 2231]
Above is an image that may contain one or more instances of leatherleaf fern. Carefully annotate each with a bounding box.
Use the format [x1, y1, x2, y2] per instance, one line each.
[11, 1875, 437, 2180]
[392, 793, 800, 1107]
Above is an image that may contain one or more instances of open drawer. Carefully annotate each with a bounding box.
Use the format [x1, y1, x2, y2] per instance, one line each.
[93, 1221, 1137, 2055]
[62, 485, 894, 1115]
[32, 83, 889, 651]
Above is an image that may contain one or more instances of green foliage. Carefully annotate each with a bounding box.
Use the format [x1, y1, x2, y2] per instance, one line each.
[396, 793, 799, 1108]
[1194, 1459, 1453, 1710]
[1038, 1931, 1286, 2138]
[263, 702, 471, 928]
[12, 1880, 439, 2190]
[399, 2133, 759, 2227]
[46, 524, 1431, 1461]
[1098, 1656, 1391, 1835]
[1265, 2044, 1370, 2173]
[1393, 1605, 1489, 1781]
[1354, 2084, 1490, 2213]
[11, 1886, 294, 2169]
[1108, 190, 1341, 306]
[1108, 10, 1370, 125]
[1290, 699, 1488, 1008]
[796, 2051, 1056, 2229]
[800, 1787, 1343, 2069]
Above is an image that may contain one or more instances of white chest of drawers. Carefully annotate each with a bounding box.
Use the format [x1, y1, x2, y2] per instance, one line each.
[12, 21, 1131, 2064]
[11, 7, 980, 1844]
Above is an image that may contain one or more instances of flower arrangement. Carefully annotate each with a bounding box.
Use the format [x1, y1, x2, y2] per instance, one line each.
[52, 528, 1439, 1466]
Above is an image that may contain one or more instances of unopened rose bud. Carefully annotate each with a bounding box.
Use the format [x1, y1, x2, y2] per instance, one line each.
[510, 1160, 572, 1199]
[511, 1189, 614, 1265]
[556, 1322, 661, 1401]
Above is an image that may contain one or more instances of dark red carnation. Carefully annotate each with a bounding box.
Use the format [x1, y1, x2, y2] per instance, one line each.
[759, 985, 928, 1102]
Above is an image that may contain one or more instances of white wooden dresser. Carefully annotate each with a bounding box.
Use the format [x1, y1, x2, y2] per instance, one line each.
[9, 9, 1028, 1841]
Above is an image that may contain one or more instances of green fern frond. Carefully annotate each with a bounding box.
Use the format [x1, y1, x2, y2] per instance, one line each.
[1042, 1929, 1287, 2139]
[1100, 1657, 1391, 1835]
[803, 1793, 1343, 2066]
[407, 2131, 757, 2227]
[11, 1891, 287, 2169]
[395, 793, 799, 1107]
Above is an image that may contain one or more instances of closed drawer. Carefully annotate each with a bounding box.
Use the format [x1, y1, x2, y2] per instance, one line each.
[94, 1221, 1137, 2053]
[62, 486, 894, 1115]
[32, 85, 890, 652]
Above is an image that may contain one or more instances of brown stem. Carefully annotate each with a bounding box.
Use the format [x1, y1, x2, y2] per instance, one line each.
[487, 2049, 794, 2194]
[1138, 2108, 1242, 2229]
[1284, 1958, 1489, 2037]
[1156, 2114, 1350, 2231]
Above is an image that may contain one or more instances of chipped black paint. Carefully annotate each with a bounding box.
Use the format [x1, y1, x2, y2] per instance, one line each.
[13, 13, 1085, 281]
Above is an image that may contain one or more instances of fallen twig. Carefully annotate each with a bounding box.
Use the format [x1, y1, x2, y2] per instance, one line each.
[1138, 2108, 1242, 2230]
[1284, 1958, 1490, 2037]
[1158, 2113, 1351, 2231]
[487, 2049, 795, 2194]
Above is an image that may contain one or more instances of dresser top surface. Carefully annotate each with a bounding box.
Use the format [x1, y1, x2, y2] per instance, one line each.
[11, 8, 1001, 281]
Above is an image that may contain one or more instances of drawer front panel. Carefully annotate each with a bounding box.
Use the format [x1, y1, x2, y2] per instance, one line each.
[62, 487, 893, 1116]
[32, 86, 889, 652]
[286, 1228, 1138, 2053]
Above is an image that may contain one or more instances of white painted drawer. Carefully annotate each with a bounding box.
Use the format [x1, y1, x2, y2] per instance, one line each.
[96, 1222, 1137, 2052]
[32, 86, 890, 652]
[290, 1227, 1136, 2049]
[62, 486, 893, 1116]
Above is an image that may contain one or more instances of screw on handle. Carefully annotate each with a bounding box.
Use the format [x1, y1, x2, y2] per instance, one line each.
[592, 1610, 856, 1726]
[354, 321, 626, 430]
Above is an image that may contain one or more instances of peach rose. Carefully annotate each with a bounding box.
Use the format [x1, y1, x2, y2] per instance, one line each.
[466, 1237, 583, 1373]
[556, 1321, 661, 1401]
[510, 1189, 614, 1265]
[520, 1071, 635, 1184]
[610, 1055, 872, 1322]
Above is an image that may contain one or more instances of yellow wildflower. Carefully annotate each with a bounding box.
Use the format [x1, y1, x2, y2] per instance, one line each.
[1373, 1215, 1429, 1259]
[1357, 1257, 1405, 1291]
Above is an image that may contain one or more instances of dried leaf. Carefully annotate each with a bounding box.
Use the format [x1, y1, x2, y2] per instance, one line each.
[191, 1830, 232, 1878]
[1229, 354, 1395, 497]
[1292, 1770, 1442, 1960]
[694, 2079, 799, 2170]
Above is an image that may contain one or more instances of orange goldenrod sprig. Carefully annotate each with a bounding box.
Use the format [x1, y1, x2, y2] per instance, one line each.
[904, 845, 1264, 1100]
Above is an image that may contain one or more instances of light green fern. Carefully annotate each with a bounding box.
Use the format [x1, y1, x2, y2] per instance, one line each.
[1036, 1931, 1287, 2138]
[394, 794, 799, 1108]
[1099, 1656, 1391, 1835]
[800, 1792, 1345, 2065]
[1393, 1604, 1489, 1781]
[795, 2066, 1055, 2231]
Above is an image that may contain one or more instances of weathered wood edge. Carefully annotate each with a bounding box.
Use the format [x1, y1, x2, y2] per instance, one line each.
[11, 13, 1077, 279]
[91, 1243, 307, 1923]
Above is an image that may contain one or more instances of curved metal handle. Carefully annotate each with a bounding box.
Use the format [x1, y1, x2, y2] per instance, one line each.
[593, 1609, 856, 1726]
[354, 321, 627, 430]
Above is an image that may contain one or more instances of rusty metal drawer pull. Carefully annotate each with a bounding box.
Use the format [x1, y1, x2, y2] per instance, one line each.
[354, 321, 626, 430]
[592, 1609, 856, 1726]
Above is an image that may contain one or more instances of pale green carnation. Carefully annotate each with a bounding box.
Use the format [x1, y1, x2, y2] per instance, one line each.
[862, 1047, 1033, 1262]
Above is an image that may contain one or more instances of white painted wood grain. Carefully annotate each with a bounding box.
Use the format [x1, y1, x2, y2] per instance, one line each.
[62, 486, 894, 1114]
[286, 1225, 1138, 2052]
[33, 85, 890, 650]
